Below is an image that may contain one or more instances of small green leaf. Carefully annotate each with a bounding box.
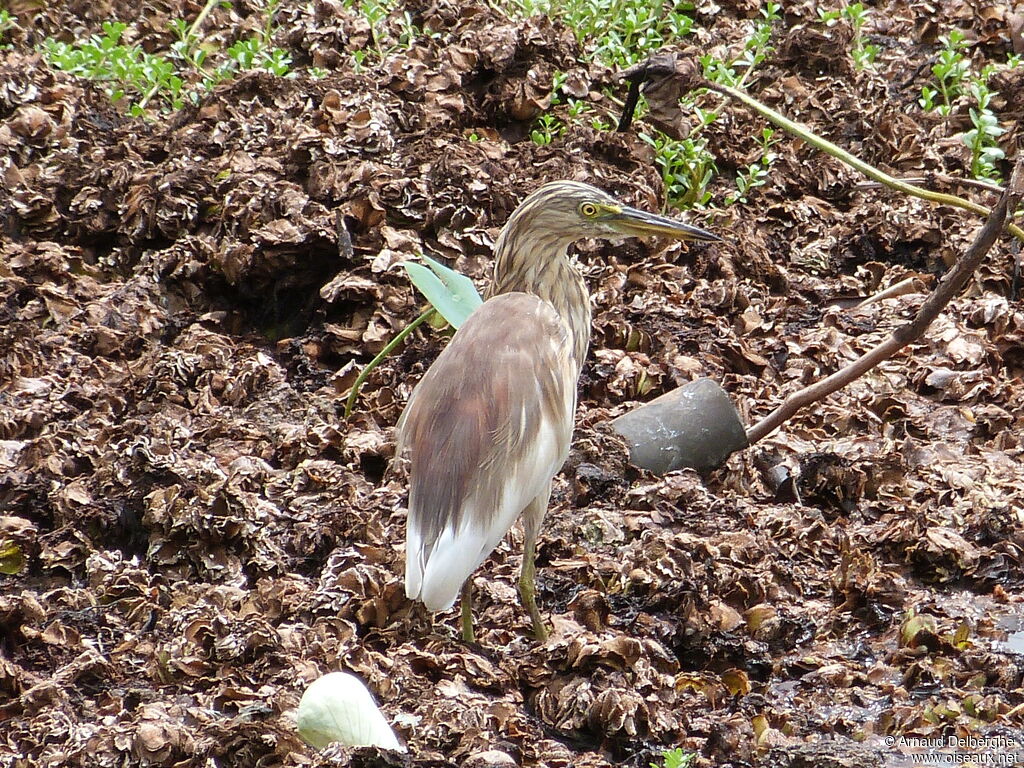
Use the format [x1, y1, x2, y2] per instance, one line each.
[651, 748, 695, 768]
[0, 542, 25, 575]
[403, 255, 482, 329]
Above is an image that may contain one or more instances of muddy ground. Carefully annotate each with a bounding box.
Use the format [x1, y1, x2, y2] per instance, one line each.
[2, 0, 1024, 766]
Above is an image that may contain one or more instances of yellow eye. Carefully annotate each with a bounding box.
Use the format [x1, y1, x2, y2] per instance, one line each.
[580, 202, 599, 217]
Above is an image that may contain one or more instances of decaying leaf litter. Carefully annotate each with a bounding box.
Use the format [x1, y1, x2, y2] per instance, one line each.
[2, 0, 1024, 765]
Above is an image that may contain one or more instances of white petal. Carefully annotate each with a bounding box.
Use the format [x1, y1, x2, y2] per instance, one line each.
[296, 672, 405, 752]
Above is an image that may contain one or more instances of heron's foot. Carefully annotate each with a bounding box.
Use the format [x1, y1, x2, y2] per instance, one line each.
[460, 580, 476, 643]
[519, 573, 549, 642]
[529, 606, 549, 642]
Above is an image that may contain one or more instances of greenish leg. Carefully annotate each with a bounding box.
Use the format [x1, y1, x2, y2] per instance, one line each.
[519, 536, 548, 642]
[460, 579, 475, 643]
[520, 489, 550, 642]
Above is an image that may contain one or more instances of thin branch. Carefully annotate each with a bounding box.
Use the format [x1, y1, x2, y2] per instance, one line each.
[344, 308, 435, 419]
[187, 0, 221, 42]
[854, 174, 1005, 196]
[705, 81, 1024, 244]
[745, 156, 1024, 445]
[854, 277, 923, 309]
[136, 82, 162, 111]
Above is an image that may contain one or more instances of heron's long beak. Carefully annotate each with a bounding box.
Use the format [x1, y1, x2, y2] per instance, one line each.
[611, 206, 721, 242]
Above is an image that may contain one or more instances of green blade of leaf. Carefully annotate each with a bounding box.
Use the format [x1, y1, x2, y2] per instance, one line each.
[403, 256, 483, 329]
[419, 254, 483, 317]
[403, 263, 460, 326]
[0, 542, 25, 575]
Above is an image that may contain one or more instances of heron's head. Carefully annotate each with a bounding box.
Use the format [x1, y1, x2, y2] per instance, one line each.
[511, 180, 721, 245]
[490, 180, 719, 365]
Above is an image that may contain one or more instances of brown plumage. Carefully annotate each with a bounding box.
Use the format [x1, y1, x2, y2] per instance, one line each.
[397, 181, 719, 641]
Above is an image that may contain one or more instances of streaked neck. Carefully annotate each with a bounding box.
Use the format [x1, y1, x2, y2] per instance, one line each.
[486, 219, 591, 369]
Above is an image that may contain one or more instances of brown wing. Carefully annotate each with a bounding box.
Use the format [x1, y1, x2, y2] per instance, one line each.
[397, 292, 578, 611]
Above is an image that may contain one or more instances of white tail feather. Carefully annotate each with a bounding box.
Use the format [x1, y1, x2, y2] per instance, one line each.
[404, 523, 425, 601]
[416, 522, 494, 611]
[406, 417, 565, 612]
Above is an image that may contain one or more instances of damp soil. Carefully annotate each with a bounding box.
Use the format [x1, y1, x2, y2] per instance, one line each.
[2, 1, 1024, 767]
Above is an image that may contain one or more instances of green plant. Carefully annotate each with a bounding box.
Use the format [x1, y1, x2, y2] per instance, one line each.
[169, 17, 207, 71]
[500, 0, 701, 149]
[640, 131, 717, 209]
[701, 54, 737, 87]
[912, 30, 1007, 181]
[589, 0, 695, 69]
[566, 98, 590, 119]
[819, 4, 879, 69]
[347, 0, 431, 60]
[691, 105, 718, 130]
[530, 112, 563, 145]
[396, 10, 420, 49]
[700, 1, 781, 89]
[962, 80, 1005, 181]
[547, 70, 569, 106]
[0, 9, 17, 48]
[634, 102, 718, 209]
[261, 0, 283, 45]
[42, 22, 185, 114]
[222, 0, 292, 76]
[529, 70, 613, 145]
[919, 29, 969, 115]
[597, 2, 783, 211]
[41, 0, 292, 115]
[356, 0, 389, 56]
[706, 78, 1024, 242]
[844, 3, 880, 69]
[732, 1, 781, 87]
[345, 309, 434, 418]
[0, 539, 25, 575]
[501, 0, 696, 70]
[403, 255, 483, 329]
[725, 126, 779, 205]
[225, 36, 291, 75]
[650, 748, 696, 768]
[166, 0, 236, 93]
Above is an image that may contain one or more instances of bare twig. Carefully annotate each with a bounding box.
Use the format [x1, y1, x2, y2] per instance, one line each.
[1013, 244, 1022, 302]
[344, 308, 435, 419]
[613, 54, 1024, 241]
[706, 80, 1024, 244]
[854, 277, 924, 309]
[187, 0, 221, 42]
[745, 156, 1024, 445]
[854, 174, 1005, 196]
